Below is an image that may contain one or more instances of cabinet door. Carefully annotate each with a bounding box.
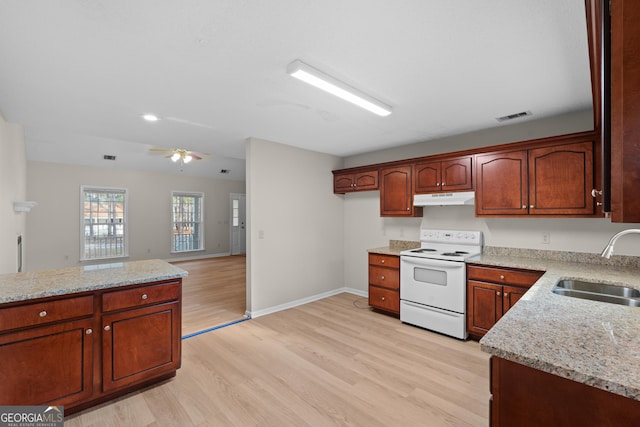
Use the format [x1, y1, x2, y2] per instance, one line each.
[476, 151, 528, 215]
[380, 166, 421, 216]
[502, 285, 527, 313]
[467, 280, 503, 337]
[353, 171, 378, 191]
[0, 318, 93, 406]
[610, 0, 640, 223]
[414, 161, 441, 193]
[441, 156, 473, 191]
[529, 141, 595, 215]
[333, 173, 355, 193]
[102, 301, 181, 392]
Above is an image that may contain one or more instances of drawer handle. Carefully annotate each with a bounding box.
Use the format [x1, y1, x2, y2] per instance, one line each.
[86, 329, 93, 335]
[381, 296, 385, 301]
[381, 259, 385, 264]
[500, 275, 505, 280]
[39, 310, 47, 317]
[141, 294, 148, 300]
[104, 325, 111, 331]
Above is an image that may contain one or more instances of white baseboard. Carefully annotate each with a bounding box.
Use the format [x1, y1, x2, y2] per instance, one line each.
[165, 252, 233, 263]
[246, 287, 368, 319]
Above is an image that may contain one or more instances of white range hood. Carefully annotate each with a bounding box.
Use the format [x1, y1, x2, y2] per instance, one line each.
[413, 191, 475, 206]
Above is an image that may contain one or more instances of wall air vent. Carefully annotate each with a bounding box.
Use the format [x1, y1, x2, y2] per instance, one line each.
[496, 111, 532, 122]
[220, 169, 230, 174]
[103, 155, 116, 161]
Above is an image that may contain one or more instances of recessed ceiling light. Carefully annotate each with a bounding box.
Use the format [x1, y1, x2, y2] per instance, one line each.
[142, 114, 159, 122]
[287, 60, 392, 117]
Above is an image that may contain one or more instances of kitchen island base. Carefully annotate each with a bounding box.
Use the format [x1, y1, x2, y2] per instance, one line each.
[490, 357, 640, 427]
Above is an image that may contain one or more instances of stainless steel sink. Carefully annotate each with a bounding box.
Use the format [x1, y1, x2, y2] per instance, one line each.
[552, 279, 640, 307]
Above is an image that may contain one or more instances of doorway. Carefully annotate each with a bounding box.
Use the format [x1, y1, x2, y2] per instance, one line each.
[230, 193, 246, 255]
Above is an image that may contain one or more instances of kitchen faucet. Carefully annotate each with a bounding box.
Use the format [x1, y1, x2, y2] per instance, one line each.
[600, 229, 640, 258]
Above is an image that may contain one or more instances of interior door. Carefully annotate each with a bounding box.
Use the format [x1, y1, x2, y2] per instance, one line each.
[230, 193, 246, 255]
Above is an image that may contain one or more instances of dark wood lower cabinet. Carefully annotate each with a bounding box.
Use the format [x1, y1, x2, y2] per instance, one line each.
[0, 279, 182, 414]
[491, 357, 640, 427]
[0, 318, 94, 406]
[102, 301, 181, 392]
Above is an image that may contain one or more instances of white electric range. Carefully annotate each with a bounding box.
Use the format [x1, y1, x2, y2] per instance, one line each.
[399, 229, 483, 339]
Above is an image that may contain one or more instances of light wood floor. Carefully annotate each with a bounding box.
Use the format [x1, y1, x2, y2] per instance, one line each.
[66, 293, 490, 426]
[173, 256, 247, 336]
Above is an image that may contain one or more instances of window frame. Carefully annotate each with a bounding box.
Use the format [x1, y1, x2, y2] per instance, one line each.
[171, 191, 205, 254]
[80, 185, 129, 261]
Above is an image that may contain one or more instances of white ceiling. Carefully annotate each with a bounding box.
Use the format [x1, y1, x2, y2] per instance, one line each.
[0, 0, 593, 181]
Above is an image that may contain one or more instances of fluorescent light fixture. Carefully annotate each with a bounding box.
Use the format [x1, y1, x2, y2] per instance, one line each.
[142, 113, 159, 122]
[287, 60, 392, 117]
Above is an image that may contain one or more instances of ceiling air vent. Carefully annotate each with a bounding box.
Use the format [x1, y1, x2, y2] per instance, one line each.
[220, 169, 230, 174]
[496, 111, 532, 122]
[103, 155, 116, 161]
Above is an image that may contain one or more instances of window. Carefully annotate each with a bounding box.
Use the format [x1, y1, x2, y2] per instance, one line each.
[171, 192, 204, 252]
[81, 186, 128, 260]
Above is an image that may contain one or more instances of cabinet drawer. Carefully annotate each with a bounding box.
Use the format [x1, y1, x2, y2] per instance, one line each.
[368, 253, 400, 268]
[369, 286, 399, 313]
[102, 281, 180, 313]
[369, 265, 400, 289]
[467, 265, 543, 287]
[0, 295, 94, 332]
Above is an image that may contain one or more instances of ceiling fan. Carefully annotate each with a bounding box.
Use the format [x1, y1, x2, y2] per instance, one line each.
[149, 147, 210, 165]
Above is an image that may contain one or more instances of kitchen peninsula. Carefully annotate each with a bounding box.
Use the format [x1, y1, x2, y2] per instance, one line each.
[0, 259, 186, 414]
[472, 249, 640, 426]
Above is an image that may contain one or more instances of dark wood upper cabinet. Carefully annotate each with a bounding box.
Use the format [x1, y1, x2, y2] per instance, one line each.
[609, 0, 640, 223]
[414, 156, 473, 193]
[476, 139, 597, 216]
[333, 170, 378, 193]
[380, 166, 422, 217]
[475, 150, 529, 215]
[529, 141, 595, 215]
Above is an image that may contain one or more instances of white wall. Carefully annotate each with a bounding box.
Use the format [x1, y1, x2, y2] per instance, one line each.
[0, 115, 27, 274]
[26, 161, 245, 271]
[246, 137, 344, 316]
[344, 109, 594, 167]
[342, 109, 640, 293]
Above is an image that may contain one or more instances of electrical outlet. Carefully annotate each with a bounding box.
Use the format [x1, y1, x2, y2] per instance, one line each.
[542, 232, 550, 244]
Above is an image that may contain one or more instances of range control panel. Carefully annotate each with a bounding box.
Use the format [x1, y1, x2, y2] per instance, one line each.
[419, 229, 483, 246]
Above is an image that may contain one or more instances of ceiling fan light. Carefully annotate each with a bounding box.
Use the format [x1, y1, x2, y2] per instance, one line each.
[183, 154, 193, 163]
[171, 152, 181, 162]
[287, 60, 392, 117]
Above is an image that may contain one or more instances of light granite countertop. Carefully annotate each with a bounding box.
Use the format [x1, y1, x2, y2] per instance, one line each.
[471, 248, 640, 400]
[367, 239, 420, 256]
[0, 259, 188, 304]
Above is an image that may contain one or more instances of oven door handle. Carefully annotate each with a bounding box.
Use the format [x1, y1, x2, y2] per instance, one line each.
[401, 256, 465, 269]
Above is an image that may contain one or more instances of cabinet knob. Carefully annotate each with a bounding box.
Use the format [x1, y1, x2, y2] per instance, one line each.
[497, 292, 501, 296]
[407, 207, 410, 211]
[522, 205, 526, 209]
[504, 293, 509, 298]
[86, 328, 93, 335]
[104, 325, 111, 331]
[381, 296, 385, 301]
[591, 189, 603, 197]
[141, 294, 148, 300]
[530, 205, 534, 208]
[381, 259, 385, 264]
[381, 276, 385, 280]
[500, 275, 505, 280]
[39, 310, 47, 317]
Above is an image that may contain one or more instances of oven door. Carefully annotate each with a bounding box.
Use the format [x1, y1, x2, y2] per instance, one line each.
[400, 256, 466, 313]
